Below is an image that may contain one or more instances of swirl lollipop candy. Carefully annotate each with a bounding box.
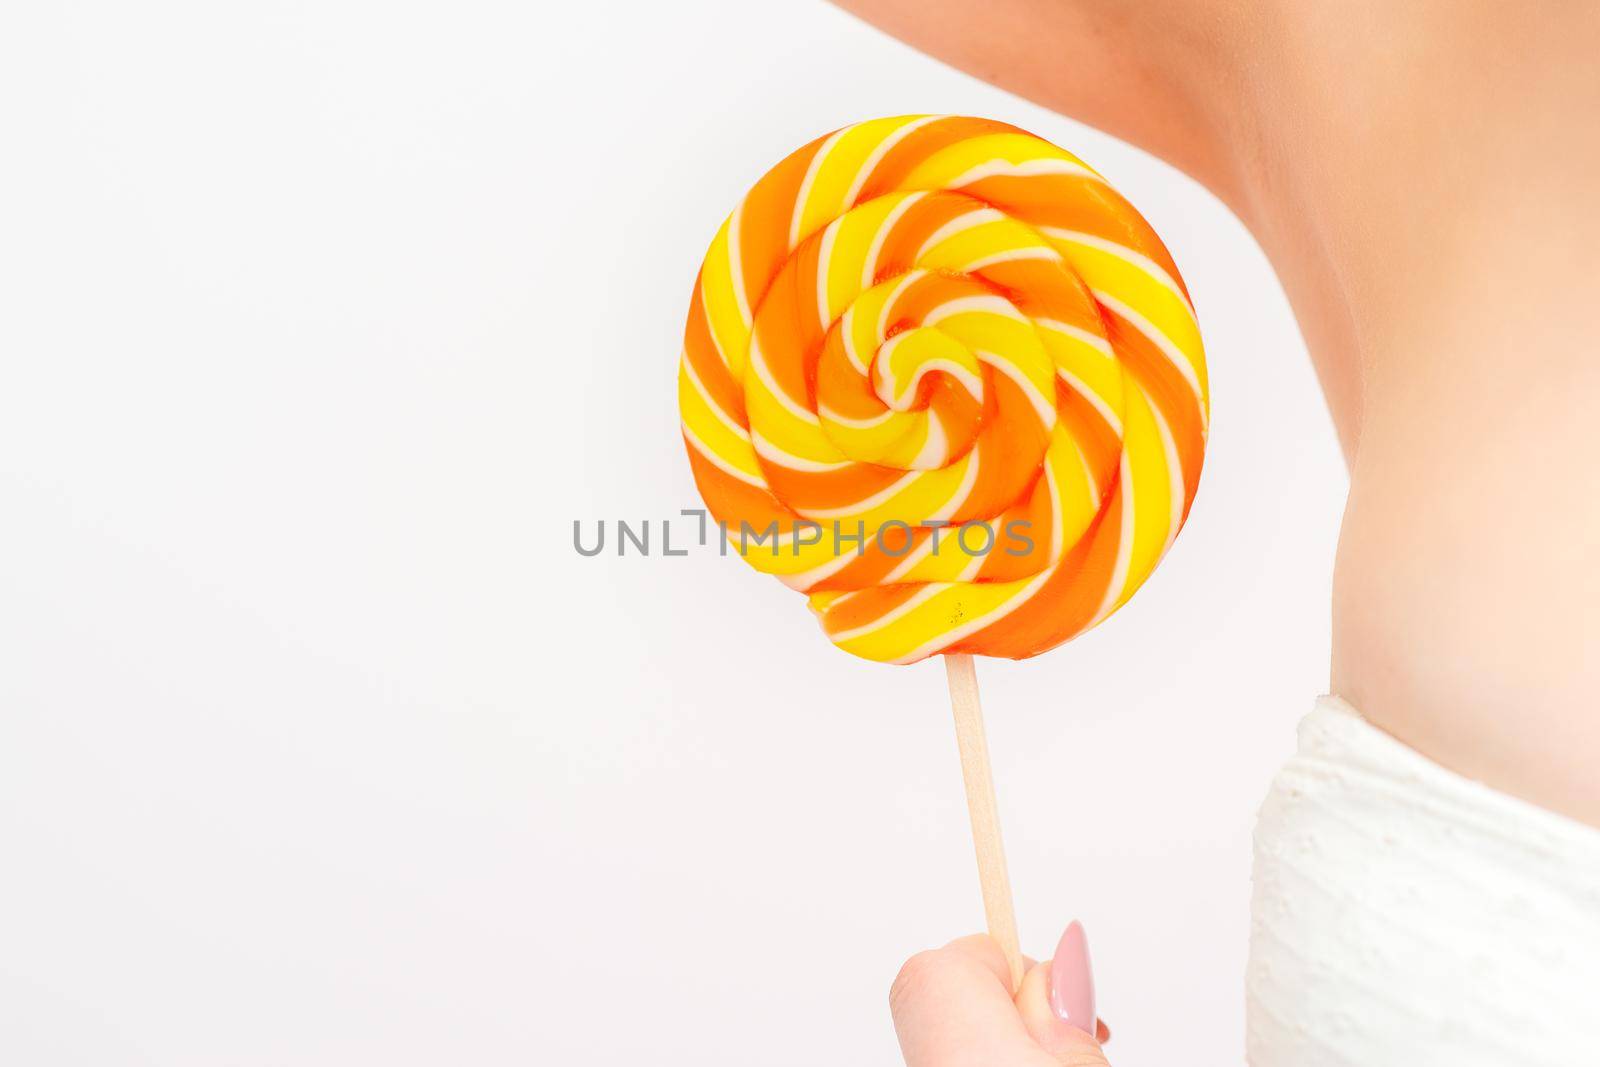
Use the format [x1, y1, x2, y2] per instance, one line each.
[678, 115, 1208, 985]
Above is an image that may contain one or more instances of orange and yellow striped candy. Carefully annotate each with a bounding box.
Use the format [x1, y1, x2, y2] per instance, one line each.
[680, 116, 1208, 664]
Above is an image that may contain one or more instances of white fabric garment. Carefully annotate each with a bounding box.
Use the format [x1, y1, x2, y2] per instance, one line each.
[1248, 696, 1600, 1065]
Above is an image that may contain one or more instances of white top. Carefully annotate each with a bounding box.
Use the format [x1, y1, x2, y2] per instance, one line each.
[1248, 696, 1600, 1065]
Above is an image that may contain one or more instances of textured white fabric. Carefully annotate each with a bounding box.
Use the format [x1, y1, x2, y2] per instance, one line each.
[1248, 696, 1600, 1065]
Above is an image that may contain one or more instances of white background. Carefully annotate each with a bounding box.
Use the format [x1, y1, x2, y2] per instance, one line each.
[0, 2, 1345, 1064]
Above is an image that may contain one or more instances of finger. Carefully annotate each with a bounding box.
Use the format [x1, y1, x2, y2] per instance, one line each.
[954, 941, 1105, 1042]
[1019, 956, 1105, 1041]
[890, 936, 1055, 1067]
[1016, 921, 1106, 1066]
[1016, 961, 1110, 1066]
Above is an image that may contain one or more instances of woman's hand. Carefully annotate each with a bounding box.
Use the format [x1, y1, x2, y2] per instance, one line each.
[891, 923, 1111, 1067]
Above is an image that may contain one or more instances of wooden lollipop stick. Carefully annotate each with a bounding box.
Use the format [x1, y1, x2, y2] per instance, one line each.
[943, 652, 1025, 992]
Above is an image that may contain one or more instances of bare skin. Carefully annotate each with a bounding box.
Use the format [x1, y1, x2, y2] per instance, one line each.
[832, 0, 1600, 827]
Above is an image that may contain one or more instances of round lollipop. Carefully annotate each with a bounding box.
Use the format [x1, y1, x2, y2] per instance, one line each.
[679, 115, 1208, 986]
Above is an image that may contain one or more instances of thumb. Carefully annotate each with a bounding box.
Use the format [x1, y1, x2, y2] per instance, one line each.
[1015, 921, 1109, 1066]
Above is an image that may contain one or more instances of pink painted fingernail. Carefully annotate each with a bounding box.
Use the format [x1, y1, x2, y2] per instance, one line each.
[1048, 920, 1096, 1035]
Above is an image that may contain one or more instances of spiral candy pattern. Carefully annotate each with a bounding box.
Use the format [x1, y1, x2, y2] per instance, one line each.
[680, 116, 1208, 664]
